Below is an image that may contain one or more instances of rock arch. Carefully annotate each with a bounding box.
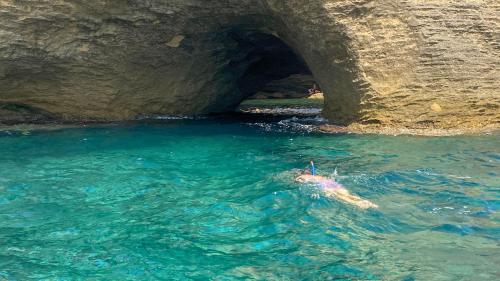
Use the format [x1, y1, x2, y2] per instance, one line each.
[0, 0, 498, 130]
[0, 0, 371, 125]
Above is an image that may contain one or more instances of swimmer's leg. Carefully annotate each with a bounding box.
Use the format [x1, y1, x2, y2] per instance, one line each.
[324, 188, 378, 209]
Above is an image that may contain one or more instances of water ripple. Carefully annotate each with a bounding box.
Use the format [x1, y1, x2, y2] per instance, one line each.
[0, 124, 498, 280]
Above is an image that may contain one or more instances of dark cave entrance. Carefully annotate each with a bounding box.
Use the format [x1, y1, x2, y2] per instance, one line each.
[215, 29, 323, 116]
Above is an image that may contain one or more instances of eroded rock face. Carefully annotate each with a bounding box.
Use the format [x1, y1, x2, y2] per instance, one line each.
[0, 0, 499, 130]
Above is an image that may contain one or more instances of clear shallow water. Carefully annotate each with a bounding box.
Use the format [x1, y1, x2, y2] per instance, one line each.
[0, 118, 499, 280]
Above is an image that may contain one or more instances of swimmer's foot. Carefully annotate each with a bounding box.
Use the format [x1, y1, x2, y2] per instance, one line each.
[356, 200, 379, 209]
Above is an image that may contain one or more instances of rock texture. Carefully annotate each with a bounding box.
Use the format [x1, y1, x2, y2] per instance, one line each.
[249, 74, 317, 99]
[0, 0, 499, 130]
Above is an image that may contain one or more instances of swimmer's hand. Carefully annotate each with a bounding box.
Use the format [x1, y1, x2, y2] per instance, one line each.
[295, 175, 308, 183]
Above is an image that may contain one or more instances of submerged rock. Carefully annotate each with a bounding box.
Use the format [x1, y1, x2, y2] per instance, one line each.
[0, 0, 498, 132]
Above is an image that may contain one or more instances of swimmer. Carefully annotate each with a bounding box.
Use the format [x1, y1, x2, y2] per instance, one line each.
[296, 162, 378, 209]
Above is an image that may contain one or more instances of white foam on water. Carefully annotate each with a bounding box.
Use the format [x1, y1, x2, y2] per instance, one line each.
[136, 115, 198, 120]
[240, 107, 322, 116]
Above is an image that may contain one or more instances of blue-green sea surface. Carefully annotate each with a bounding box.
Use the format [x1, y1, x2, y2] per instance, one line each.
[0, 119, 499, 280]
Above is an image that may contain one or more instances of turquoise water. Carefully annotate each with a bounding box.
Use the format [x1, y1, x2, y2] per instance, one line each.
[0, 119, 499, 280]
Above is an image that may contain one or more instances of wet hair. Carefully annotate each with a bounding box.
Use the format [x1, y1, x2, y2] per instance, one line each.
[301, 168, 312, 175]
[291, 168, 311, 177]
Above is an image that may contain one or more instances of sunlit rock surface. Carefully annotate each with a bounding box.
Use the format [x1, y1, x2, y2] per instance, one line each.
[0, 0, 498, 130]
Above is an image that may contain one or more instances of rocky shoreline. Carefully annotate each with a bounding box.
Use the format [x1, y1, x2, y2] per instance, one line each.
[1, 99, 498, 137]
[320, 124, 500, 137]
[1, 119, 498, 137]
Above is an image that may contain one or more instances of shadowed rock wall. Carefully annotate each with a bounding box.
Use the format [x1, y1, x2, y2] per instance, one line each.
[0, 0, 498, 130]
[249, 74, 317, 99]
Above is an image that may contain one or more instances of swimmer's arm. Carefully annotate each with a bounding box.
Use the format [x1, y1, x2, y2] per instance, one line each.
[295, 175, 307, 182]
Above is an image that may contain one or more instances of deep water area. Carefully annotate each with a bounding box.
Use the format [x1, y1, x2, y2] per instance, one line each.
[0, 117, 499, 280]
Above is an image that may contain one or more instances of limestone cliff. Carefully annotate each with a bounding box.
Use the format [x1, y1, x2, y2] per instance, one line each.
[0, 0, 499, 130]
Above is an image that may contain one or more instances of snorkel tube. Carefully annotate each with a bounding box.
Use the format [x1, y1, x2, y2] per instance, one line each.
[310, 160, 316, 176]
